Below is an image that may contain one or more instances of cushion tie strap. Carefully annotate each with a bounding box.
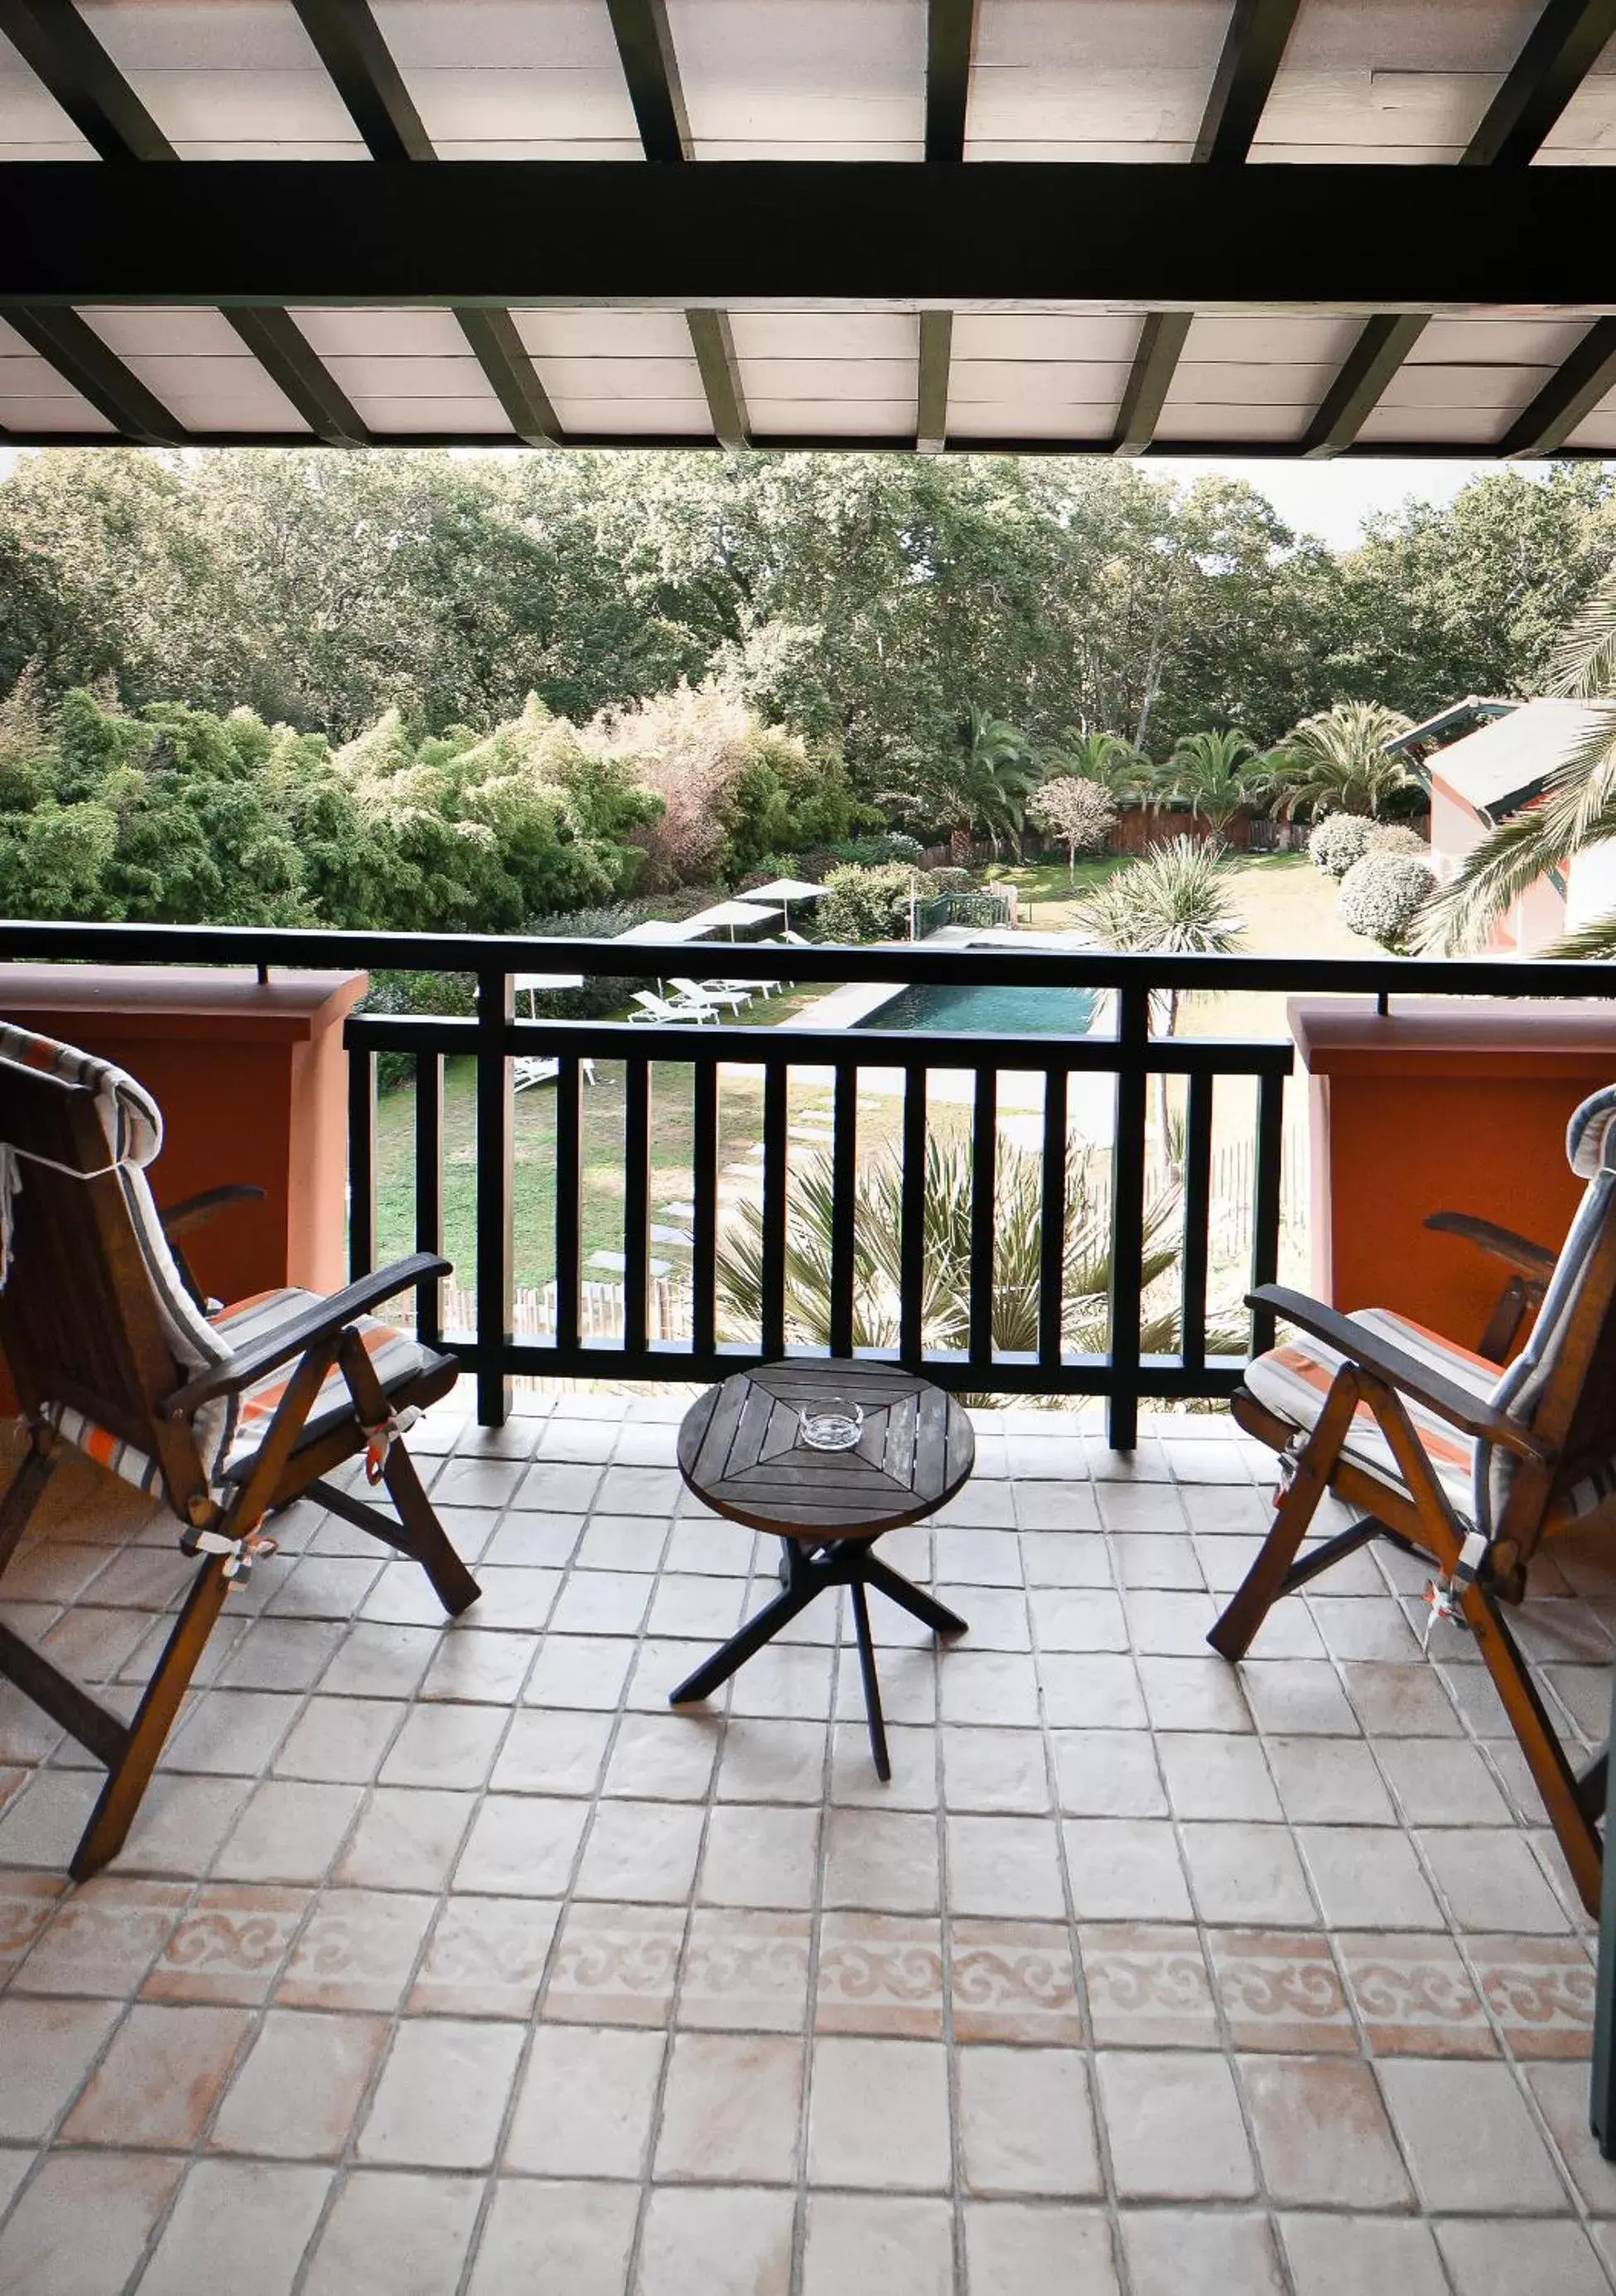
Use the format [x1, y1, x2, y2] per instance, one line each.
[363, 1403, 422, 1485]
[183, 1525, 279, 1583]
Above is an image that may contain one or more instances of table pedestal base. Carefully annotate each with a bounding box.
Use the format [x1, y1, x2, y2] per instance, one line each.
[669, 1539, 968, 1780]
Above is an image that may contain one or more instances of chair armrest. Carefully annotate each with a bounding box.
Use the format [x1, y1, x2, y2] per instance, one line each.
[165, 1254, 451, 1416]
[159, 1184, 267, 1239]
[1425, 1210, 1557, 1284]
[1249, 1285, 1553, 1464]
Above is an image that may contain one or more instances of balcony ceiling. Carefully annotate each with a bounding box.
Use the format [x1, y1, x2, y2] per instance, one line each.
[4, 0, 1616, 456]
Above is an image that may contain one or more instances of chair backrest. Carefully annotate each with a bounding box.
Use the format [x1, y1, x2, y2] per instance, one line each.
[1479, 1083, 1616, 1543]
[0, 1027, 230, 1515]
[632, 991, 673, 1016]
[671, 980, 716, 1002]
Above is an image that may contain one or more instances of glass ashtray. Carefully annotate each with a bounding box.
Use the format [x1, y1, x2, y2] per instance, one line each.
[799, 1400, 865, 1452]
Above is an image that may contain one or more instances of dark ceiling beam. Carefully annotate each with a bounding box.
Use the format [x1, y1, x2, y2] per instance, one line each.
[0, 0, 170, 160]
[917, 310, 952, 453]
[1302, 0, 1616, 455]
[2, 0, 367, 443]
[12, 161, 1616, 305]
[286, 0, 556, 441]
[1111, 0, 1302, 453]
[600, 0, 750, 446]
[918, 0, 978, 449]
[1501, 317, 1616, 454]
[0, 304, 182, 441]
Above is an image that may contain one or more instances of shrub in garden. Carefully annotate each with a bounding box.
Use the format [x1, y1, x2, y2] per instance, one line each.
[1307, 813, 1375, 879]
[1026, 775, 1117, 876]
[927, 866, 972, 892]
[818, 861, 917, 942]
[821, 832, 927, 868]
[1367, 822, 1430, 858]
[1338, 850, 1438, 951]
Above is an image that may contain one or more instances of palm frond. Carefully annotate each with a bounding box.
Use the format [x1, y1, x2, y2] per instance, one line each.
[1542, 909, 1616, 961]
[1411, 807, 1572, 954]
[1548, 567, 1616, 700]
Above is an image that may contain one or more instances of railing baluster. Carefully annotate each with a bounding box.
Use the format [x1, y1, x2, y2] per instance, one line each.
[1180, 1068, 1213, 1374]
[1107, 982, 1151, 1451]
[829, 1059, 858, 1358]
[1038, 1065, 1068, 1370]
[623, 1054, 651, 1358]
[899, 1066, 927, 1365]
[969, 1066, 997, 1372]
[761, 1060, 790, 1358]
[691, 1057, 718, 1359]
[347, 1045, 375, 1284]
[554, 1054, 582, 1354]
[474, 966, 514, 1426]
[414, 1050, 443, 1344]
[1251, 1068, 1287, 1356]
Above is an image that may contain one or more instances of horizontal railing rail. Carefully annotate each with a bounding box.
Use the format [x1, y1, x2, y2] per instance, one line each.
[7, 917, 1616, 1446]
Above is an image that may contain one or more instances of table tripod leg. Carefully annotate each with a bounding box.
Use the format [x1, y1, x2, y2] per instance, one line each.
[861, 1553, 969, 1640]
[669, 1579, 817, 1706]
[849, 1581, 890, 1781]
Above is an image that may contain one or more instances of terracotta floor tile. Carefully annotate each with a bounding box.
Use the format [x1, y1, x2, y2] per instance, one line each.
[806, 2037, 951, 2191]
[138, 2159, 331, 2296]
[492, 1707, 614, 1796]
[1278, 2214, 1449, 2296]
[936, 1650, 1039, 1728]
[0, 2151, 181, 2296]
[1435, 2217, 1609, 2296]
[655, 2031, 804, 2183]
[543, 1901, 685, 2025]
[521, 1633, 636, 1711]
[273, 1696, 407, 1784]
[276, 1888, 437, 2012]
[1018, 1528, 1110, 1582]
[801, 2195, 953, 2296]
[449, 1566, 559, 1633]
[1120, 2210, 1285, 2296]
[333, 1786, 473, 1892]
[549, 1568, 652, 1638]
[1051, 1729, 1166, 1816]
[1028, 1587, 1128, 1652]
[1038, 1653, 1149, 1730]
[1467, 1934, 1597, 2058]
[378, 1703, 506, 1790]
[828, 1721, 937, 1810]
[951, 1916, 1083, 2044]
[208, 2008, 385, 2158]
[1205, 1930, 1356, 2054]
[356, 2017, 523, 2168]
[1239, 1659, 1359, 1736]
[1296, 1826, 1444, 1930]
[947, 1814, 1066, 1919]
[1062, 1819, 1192, 1921]
[958, 2044, 1101, 2197]
[575, 1800, 704, 1903]
[714, 1718, 828, 1804]
[822, 1809, 940, 1915]
[941, 1725, 1050, 1813]
[1096, 2051, 1256, 2200]
[0, 1995, 121, 2142]
[1342, 1660, 1464, 1737]
[1419, 1828, 1571, 1935]
[1240, 2053, 1413, 2206]
[1079, 1923, 1217, 2048]
[603, 1709, 721, 1801]
[1136, 1656, 1255, 1733]
[964, 2202, 1120, 2296]
[61, 2002, 250, 2148]
[0, 1870, 63, 1981]
[409, 1894, 560, 2016]
[301, 2169, 484, 2296]
[164, 1689, 301, 1776]
[452, 1795, 588, 1896]
[816, 1911, 945, 2038]
[640, 2187, 796, 2296]
[1264, 1735, 1397, 1825]
[11, 1876, 186, 1998]
[1335, 1931, 1494, 2057]
[466, 2177, 638, 2296]
[143, 1883, 307, 2004]
[214, 1780, 363, 1885]
[678, 1909, 812, 2033]
[1179, 1820, 1317, 1925]
[504, 2022, 665, 2176]
[699, 1804, 820, 1911]
[1378, 2057, 1568, 2211]
[1525, 2061, 1616, 2214]
[1158, 1732, 1280, 1821]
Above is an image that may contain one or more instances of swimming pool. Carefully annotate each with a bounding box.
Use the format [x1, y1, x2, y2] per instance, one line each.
[855, 981, 1100, 1034]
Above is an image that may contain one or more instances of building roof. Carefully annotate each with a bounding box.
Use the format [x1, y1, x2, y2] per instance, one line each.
[1383, 699, 1522, 756]
[6, 2, 1616, 456]
[1423, 698, 1616, 821]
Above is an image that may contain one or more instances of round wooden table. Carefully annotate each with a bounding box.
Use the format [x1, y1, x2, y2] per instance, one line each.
[670, 1360, 975, 1778]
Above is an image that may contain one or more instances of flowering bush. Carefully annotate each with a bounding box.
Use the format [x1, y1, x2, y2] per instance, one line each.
[1026, 775, 1117, 873]
[1338, 850, 1438, 951]
[1307, 813, 1376, 879]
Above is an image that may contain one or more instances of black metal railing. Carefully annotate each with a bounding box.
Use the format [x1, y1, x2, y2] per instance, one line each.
[6, 918, 1616, 1447]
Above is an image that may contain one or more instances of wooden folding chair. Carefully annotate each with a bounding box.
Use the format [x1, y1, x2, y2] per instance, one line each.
[1210, 1082, 1616, 1918]
[0, 1024, 478, 1881]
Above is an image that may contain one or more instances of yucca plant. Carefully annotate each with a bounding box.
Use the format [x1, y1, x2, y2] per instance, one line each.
[716, 1132, 1237, 1388]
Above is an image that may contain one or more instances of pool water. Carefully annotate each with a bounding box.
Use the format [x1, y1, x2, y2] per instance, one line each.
[857, 981, 1100, 1034]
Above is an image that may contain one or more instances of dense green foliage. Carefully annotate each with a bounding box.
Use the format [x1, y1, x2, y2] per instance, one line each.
[9, 450, 1615, 829]
[1338, 850, 1438, 952]
[816, 862, 919, 944]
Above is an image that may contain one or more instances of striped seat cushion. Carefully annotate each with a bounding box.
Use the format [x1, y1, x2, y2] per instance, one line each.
[51, 1287, 438, 1499]
[1244, 1309, 1493, 1523]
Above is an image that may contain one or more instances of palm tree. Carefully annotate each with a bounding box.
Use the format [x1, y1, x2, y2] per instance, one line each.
[1262, 700, 1417, 820]
[1155, 728, 1265, 835]
[1044, 726, 1151, 806]
[716, 1132, 1203, 1371]
[956, 705, 1043, 859]
[1418, 574, 1616, 956]
[1073, 836, 1246, 1157]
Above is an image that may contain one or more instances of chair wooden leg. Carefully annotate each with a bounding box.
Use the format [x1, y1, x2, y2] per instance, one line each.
[381, 1439, 481, 1618]
[70, 1550, 233, 1882]
[1207, 1372, 1357, 1661]
[1464, 1579, 1602, 1918]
